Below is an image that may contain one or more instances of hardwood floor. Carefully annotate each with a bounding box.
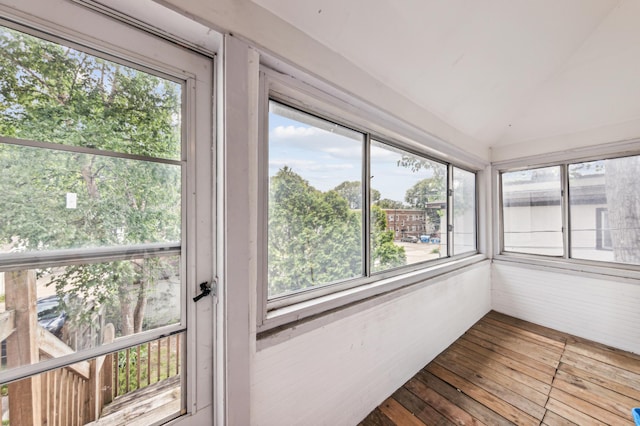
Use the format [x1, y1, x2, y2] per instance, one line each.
[360, 311, 640, 426]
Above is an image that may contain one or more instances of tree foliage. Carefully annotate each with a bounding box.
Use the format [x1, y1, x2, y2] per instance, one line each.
[268, 168, 407, 295]
[0, 26, 182, 338]
[333, 181, 380, 209]
[268, 167, 362, 295]
[370, 205, 406, 272]
[375, 198, 405, 209]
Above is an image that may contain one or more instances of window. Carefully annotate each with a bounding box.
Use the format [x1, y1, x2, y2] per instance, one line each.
[500, 154, 640, 266]
[0, 16, 212, 425]
[570, 156, 640, 264]
[501, 166, 563, 256]
[453, 167, 477, 255]
[595, 208, 613, 251]
[265, 96, 477, 309]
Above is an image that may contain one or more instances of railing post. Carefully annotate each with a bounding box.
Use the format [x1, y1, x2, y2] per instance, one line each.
[5, 270, 42, 426]
[101, 323, 115, 407]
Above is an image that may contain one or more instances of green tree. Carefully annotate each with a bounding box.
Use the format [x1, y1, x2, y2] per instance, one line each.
[269, 167, 362, 295]
[0, 26, 181, 338]
[405, 177, 446, 236]
[333, 181, 380, 209]
[370, 205, 406, 271]
[375, 198, 405, 209]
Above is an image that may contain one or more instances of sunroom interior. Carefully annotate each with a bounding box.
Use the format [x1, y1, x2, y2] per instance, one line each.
[0, 0, 639, 425]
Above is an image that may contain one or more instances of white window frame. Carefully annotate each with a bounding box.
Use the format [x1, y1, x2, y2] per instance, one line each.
[0, 1, 215, 423]
[493, 140, 640, 280]
[257, 67, 486, 333]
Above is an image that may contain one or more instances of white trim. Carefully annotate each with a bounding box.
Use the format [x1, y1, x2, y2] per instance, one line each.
[492, 137, 640, 170]
[257, 258, 490, 350]
[263, 67, 488, 171]
[262, 254, 487, 332]
[219, 35, 257, 426]
[70, 0, 221, 56]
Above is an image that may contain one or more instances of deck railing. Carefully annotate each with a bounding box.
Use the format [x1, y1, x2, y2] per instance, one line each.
[0, 270, 181, 425]
[114, 334, 180, 397]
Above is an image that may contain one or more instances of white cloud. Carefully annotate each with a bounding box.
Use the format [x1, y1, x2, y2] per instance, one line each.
[270, 125, 327, 139]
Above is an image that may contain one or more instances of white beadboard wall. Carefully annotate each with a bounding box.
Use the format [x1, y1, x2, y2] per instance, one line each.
[251, 263, 491, 426]
[492, 262, 640, 354]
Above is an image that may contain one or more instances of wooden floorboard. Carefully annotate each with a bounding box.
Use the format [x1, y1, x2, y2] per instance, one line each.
[364, 311, 640, 425]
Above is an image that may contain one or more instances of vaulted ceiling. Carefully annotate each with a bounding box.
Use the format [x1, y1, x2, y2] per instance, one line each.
[250, 0, 640, 150]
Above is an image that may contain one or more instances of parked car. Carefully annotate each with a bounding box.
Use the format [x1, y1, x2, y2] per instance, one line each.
[37, 295, 67, 338]
[400, 235, 419, 243]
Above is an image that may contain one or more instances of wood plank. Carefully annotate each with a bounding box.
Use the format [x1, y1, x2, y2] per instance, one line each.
[457, 336, 554, 384]
[414, 370, 514, 426]
[545, 397, 607, 426]
[558, 360, 640, 402]
[393, 386, 453, 426]
[0, 310, 15, 342]
[38, 326, 90, 379]
[481, 316, 566, 350]
[426, 362, 539, 426]
[465, 327, 560, 370]
[565, 340, 640, 375]
[404, 378, 485, 425]
[449, 341, 551, 395]
[553, 369, 640, 420]
[359, 408, 396, 426]
[462, 332, 557, 377]
[435, 348, 549, 411]
[541, 409, 579, 426]
[470, 321, 563, 363]
[485, 311, 569, 344]
[378, 397, 426, 426]
[548, 388, 628, 426]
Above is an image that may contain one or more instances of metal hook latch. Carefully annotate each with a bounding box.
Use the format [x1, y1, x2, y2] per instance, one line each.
[193, 281, 212, 302]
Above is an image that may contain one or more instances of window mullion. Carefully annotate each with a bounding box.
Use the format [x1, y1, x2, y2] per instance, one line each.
[364, 133, 372, 277]
[447, 164, 454, 258]
[562, 164, 571, 260]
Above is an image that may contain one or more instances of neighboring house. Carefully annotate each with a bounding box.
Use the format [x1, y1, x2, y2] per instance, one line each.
[383, 203, 446, 239]
[383, 208, 427, 238]
[502, 172, 612, 261]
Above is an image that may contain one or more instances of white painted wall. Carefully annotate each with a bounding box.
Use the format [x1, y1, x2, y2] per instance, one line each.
[492, 262, 640, 354]
[252, 263, 491, 426]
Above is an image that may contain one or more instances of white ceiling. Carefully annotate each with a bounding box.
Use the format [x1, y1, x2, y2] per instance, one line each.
[250, 0, 640, 149]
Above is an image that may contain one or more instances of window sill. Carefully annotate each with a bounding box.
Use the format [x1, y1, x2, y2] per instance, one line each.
[256, 254, 488, 349]
[493, 253, 640, 282]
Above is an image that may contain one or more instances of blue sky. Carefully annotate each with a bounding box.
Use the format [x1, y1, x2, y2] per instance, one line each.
[268, 110, 440, 202]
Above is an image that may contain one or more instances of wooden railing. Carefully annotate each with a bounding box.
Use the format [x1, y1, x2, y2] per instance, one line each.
[0, 270, 181, 425]
[114, 334, 180, 398]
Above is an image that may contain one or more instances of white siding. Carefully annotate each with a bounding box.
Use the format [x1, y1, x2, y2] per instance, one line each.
[252, 263, 491, 426]
[492, 262, 640, 354]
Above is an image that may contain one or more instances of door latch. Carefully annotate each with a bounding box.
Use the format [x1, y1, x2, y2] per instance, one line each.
[193, 277, 218, 302]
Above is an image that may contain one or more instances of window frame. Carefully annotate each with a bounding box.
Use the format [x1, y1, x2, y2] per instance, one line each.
[494, 143, 640, 278]
[0, 4, 215, 422]
[258, 67, 483, 332]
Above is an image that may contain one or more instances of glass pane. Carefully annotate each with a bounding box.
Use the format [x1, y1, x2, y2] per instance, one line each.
[453, 168, 476, 255]
[569, 157, 640, 265]
[268, 101, 364, 298]
[0, 25, 181, 160]
[370, 141, 447, 273]
[0, 144, 180, 254]
[0, 333, 184, 424]
[0, 255, 180, 371]
[502, 166, 563, 256]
